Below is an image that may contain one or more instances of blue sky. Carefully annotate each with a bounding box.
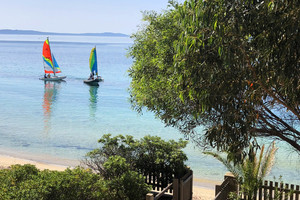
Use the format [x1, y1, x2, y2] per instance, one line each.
[0, 0, 184, 35]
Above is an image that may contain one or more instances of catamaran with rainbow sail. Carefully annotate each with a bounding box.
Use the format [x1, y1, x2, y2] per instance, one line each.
[40, 37, 66, 81]
[84, 46, 103, 85]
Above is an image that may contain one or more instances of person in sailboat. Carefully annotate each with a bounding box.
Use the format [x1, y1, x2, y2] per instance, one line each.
[89, 72, 94, 80]
[44, 74, 47, 78]
[47, 74, 51, 78]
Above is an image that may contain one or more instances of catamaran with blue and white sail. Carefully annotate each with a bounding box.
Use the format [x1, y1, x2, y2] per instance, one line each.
[40, 37, 66, 81]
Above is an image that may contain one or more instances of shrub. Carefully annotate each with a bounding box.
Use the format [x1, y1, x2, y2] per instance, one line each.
[0, 163, 150, 200]
[103, 155, 151, 200]
[83, 134, 188, 178]
[0, 164, 115, 200]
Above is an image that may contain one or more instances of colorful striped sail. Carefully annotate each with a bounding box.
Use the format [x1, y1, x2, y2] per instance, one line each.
[52, 54, 61, 73]
[42, 38, 54, 74]
[42, 38, 61, 74]
[89, 47, 98, 75]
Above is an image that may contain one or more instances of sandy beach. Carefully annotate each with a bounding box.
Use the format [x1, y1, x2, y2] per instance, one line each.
[0, 154, 71, 171]
[193, 177, 220, 200]
[0, 154, 218, 200]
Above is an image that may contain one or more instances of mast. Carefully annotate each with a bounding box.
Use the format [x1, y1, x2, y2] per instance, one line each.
[48, 37, 56, 76]
[95, 46, 98, 76]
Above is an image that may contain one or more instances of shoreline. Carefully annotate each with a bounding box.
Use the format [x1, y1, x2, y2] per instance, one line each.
[0, 154, 72, 171]
[0, 153, 218, 200]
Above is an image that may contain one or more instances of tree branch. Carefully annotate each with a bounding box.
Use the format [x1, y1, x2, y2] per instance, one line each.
[240, 47, 300, 120]
[262, 105, 300, 137]
[254, 128, 300, 152]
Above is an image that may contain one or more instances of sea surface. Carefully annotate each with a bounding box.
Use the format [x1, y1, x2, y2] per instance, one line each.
[0, 34, 299, 184]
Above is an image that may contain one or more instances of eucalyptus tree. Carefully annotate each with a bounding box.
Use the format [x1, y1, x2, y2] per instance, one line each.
[128, 0, 300, 158]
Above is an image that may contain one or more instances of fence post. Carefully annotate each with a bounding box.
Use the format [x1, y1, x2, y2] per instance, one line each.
[146, 193, 154, 200]
[180, 178, 184, 200]
[189, 170, 193, 199]
[263, 181, 268, 200]
[224, 172, 238, 191]
[215, 172, 238, 199]
[173, 178, 179, 200]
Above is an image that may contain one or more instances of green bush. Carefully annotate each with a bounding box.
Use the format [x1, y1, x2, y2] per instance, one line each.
[0, 164, 149, 200]
[103, 156, 151, 200]
[84, 134, 188, 178]
[0, 165, 103, 200]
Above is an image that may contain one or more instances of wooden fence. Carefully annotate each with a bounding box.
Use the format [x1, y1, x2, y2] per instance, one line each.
[242, 180, 300, 200]
[173, 170, 193, 200]
[214, 172, 238, 200]
[146, 169, 193, 200]
[215, 173, 300, 200]
[144, 171, 174, 193]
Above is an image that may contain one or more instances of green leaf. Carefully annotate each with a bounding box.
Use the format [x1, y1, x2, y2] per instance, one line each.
[268, 2, 274, 10]
[214, 20, 218, 30]
[179, 92, 184, 103]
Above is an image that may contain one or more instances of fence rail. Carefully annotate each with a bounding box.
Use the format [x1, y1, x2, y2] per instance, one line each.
[146, 169, 193, 200]
[144, 171, 174, 193]
[215, 173, 300, 200]
[214, 172, 238, 200]
[246, 180, 300, 200]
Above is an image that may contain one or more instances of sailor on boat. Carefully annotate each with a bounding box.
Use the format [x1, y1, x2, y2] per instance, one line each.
[89, 72, 94, 80]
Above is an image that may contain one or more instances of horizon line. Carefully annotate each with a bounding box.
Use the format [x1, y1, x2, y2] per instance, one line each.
[0, 29, 130, 37]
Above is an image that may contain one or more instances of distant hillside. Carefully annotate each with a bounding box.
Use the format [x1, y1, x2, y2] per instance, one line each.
[0, 29, 129, 37]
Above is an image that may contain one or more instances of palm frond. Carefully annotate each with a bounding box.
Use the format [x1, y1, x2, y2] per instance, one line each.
[203, 152, 241, 178]
[254, 144, 264, 180]
[260, 141, 277, 178]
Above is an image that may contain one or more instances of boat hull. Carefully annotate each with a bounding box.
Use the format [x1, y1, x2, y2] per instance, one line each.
[40, 76, 67, 81]
[84, 77, 103, 86]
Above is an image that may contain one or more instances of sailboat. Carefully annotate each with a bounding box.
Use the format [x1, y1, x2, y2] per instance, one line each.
[40, 37, 66, 81]
[84, 46, 103, 86]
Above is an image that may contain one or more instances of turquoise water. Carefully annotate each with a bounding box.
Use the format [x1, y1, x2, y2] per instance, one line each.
[0, 34, 299, 184]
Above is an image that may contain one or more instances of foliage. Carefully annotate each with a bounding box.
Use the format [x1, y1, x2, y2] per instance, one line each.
[204, 141, 278, 199]
[103, 156, 151, 200]
[0, 164, 103, 200]
[128, 0, 300, 157]
[0, 164, 149, 200]
[84, 134, 137, 176]
[83, 134, 188, 178]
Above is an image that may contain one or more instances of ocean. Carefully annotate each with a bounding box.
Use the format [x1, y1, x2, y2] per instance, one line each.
[0, 34, 299, 184]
